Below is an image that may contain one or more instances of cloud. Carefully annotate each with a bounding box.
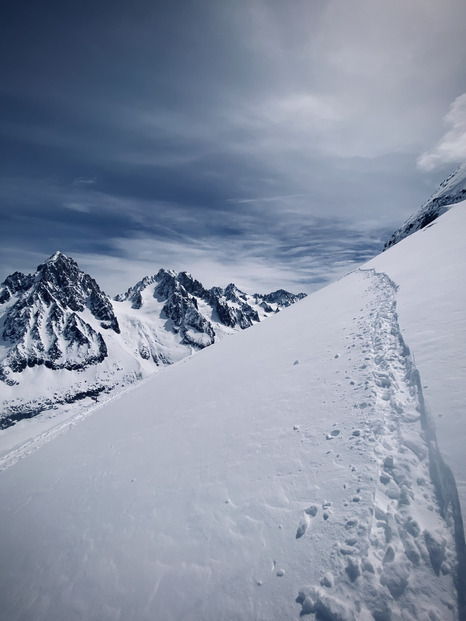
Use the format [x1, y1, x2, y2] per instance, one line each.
[235, 0, 466, 160]
[417, 93, 466, 171]
[70, 206, 390, 297]
[1, 0, 465, 298]
[72, 177, 96, 187]
[226, 194, 308, 205]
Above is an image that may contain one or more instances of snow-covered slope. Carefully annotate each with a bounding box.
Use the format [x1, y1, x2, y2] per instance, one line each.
[369, 202, 466, 519]
[0, 206, 464, 620]
[0, 255, 305, 429]
[384, 162, 466, 249]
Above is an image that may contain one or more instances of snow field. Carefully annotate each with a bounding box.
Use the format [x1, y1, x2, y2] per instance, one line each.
[0, 266, 460, 620]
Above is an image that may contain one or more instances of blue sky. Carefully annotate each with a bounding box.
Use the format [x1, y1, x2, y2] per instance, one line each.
[1, 0, 466, 295]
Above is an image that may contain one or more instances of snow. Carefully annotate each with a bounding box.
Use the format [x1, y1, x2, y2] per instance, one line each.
[0, 205, 464, 620]
[368, 202, 466, 518]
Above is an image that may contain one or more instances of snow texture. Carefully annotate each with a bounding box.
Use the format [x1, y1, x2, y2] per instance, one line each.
[0, 202, 464, 620]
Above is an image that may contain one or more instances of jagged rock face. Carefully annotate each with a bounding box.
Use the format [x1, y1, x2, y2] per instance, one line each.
[0, 252, 117, 377]
[32, 252, 120, 332]
[161, 289, 216, 347]
[116, 269, 307, 346]
[177, 271, 210, 299]
[214, 298, 259, 329]
[0, 271, 34, 303]
[385, 162, 466, 249]
[256, 289, 307, 309]
[114, 275, 157, 309]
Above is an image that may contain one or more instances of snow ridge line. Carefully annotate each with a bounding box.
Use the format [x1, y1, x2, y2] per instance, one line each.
[297, 268, 460, 621]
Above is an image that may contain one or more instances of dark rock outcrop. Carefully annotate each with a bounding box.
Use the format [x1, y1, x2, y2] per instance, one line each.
[385, 162, 466, 249]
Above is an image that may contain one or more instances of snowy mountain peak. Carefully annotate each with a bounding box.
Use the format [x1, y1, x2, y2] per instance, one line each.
[115, 268, 306, 345]
[0, 253, 119, 389]
[223, 282, 247, 303]
[33, 252, 120, 333]
[384, 162, 466, 249]
[255, 288, 307, 308]
[35, 251, 84, 293]
[41, 250, 71, 265]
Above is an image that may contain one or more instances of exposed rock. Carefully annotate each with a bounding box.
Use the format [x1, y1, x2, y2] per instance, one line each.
[385, 162, 466, 249]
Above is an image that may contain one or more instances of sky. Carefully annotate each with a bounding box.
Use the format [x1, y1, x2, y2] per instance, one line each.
[1, 0, 466, 296]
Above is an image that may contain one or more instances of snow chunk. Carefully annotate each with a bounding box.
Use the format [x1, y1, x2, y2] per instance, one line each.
[297, 586, 355, 621]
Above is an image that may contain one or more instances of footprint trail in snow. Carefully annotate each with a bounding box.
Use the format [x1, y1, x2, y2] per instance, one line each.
[296, 269, 459, 621]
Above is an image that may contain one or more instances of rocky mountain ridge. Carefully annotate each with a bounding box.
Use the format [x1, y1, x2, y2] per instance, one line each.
[0, 253, 306, 427]
[115, 268, 305, 347]
[384, 162, 466, 249]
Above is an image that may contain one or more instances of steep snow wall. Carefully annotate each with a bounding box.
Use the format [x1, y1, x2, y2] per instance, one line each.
[368, 203, 466, 517]
[375, 269, 466, 620]
[412, 364, 466, 620]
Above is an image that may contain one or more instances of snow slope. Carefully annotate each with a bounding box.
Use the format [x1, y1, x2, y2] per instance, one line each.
[369, 202, 466, 519]
[0, 207, 464, 620]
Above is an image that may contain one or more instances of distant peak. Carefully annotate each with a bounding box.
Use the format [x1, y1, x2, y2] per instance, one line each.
[155, 268, 177, 279]
[224, 283, 242, 295]
[45, 251, 69, 263]
[37, 251, 78, 272]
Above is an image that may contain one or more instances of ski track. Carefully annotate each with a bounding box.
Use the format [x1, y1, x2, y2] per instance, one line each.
[0, 373, 158, 472]
[296, 269, 459, 621]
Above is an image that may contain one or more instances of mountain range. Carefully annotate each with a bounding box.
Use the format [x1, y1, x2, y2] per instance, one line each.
[0, 256, 305, 428]
[3, 161, 465, 430]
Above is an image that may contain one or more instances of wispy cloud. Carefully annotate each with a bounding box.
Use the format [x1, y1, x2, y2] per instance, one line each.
[417, 93, 466, 171]
[71, 207, 390, 297]
[226, 194, 308, 205]
[72, 176, 97, 187]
